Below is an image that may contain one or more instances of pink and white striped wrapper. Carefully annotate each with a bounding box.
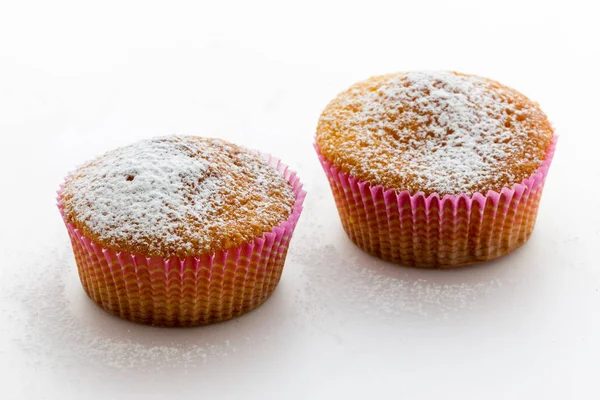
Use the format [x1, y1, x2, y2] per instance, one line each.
[315, 137, 556, 268]
[57, 154, 306, 326]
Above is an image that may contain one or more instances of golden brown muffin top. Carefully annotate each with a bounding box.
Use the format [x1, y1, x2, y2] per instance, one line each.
[316, 71, 554, 196]
[60, 136, 295, 258]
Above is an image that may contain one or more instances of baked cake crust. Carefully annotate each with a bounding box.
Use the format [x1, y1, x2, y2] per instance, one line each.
[60, 136, 295, 258]
[316, 71, 554, 196]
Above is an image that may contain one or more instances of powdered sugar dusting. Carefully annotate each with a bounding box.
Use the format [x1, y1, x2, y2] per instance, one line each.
[60, 136, 295, 257]
[317, 71, 553, 195]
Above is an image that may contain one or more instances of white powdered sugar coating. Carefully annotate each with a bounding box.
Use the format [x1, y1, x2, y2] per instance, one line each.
[61, 136, 295, 257]
[317, 70, 553, 195]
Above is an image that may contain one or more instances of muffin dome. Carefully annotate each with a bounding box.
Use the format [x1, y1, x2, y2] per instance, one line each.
[60, 135, 295, 258]
[316, 71, 554, 196]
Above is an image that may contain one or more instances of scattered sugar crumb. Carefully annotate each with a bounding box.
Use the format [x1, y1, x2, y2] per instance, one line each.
[5, 248, 238, 372]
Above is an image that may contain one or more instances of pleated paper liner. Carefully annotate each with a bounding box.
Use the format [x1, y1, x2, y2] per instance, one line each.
[57, 155, 306, 327]
[315, 136, 556, 268]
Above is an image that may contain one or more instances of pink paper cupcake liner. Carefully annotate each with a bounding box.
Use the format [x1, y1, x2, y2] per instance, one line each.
[315, 136, 557, 268]
[58, 154, 306, 326]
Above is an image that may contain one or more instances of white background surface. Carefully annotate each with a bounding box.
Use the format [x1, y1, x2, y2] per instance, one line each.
[0, 0, 599, 398]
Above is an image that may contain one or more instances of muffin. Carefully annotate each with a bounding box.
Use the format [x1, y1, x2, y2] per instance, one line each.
[58, 135, 305, 326]
[315, 71, 556, 268]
